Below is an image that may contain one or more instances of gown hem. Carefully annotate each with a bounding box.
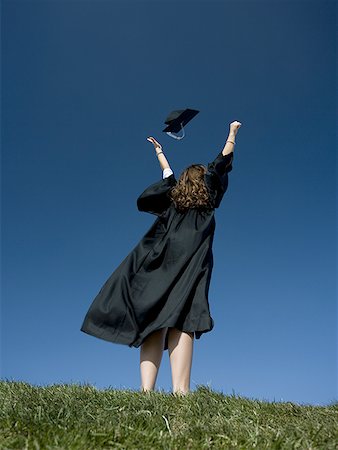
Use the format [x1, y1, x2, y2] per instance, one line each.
[81, 318, 214, 350]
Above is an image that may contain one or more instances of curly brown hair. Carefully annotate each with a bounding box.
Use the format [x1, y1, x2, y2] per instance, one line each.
[168, 164, 214, 213]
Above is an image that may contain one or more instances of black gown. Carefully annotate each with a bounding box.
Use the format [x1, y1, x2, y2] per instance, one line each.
[80, 150, 234, 351]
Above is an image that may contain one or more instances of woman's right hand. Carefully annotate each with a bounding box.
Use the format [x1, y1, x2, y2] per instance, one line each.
[230, 121, 242, 135]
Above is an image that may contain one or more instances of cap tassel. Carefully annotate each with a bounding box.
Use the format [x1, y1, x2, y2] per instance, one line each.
[165, 122, 185, 140]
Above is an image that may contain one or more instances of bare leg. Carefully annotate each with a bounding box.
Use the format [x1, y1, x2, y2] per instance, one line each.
[168, 327, 194, 395]
[140, 327, 168, 392]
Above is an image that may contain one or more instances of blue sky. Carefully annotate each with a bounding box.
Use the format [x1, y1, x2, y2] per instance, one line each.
[1, 0, 336, 407]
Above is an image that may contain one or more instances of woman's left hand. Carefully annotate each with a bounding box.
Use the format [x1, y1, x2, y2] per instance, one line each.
[147, 136, 162, 151]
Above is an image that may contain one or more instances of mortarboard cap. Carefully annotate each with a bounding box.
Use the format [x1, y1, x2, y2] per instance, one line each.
[162, 108, 200, 140]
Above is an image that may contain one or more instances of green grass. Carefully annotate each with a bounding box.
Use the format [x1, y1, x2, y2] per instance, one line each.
[0, 380, 337, 449]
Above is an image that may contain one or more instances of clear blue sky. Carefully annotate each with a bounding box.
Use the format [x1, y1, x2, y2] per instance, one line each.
[1, 0, 336, 407]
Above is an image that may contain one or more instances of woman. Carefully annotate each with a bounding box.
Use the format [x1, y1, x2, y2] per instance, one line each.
[80, 120, 242, 395]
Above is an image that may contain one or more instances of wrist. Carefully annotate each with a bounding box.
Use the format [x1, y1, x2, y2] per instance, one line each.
[228, 131, 236, 140]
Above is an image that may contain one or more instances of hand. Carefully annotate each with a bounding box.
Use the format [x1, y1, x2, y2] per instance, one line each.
[230, 121, 242, 136]
[146, 136, 162, 151]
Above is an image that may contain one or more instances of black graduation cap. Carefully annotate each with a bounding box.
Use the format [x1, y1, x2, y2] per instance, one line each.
[162, 108, 200, 140]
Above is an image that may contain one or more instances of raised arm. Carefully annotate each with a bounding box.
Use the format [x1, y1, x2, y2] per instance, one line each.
[155, 147, 171, 171]
[146, 136, 172, 171]
[221, 120, 242, 156]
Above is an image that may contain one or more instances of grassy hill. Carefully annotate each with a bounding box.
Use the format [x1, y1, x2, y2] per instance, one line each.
[0, 380, 337, 449]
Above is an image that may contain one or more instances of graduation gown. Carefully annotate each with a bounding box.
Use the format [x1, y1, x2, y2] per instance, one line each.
[80, 150, 234, 351]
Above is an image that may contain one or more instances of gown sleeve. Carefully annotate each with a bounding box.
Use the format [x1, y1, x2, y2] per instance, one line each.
[204, 151, 234, 209]
[137, 173, 177, 216]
